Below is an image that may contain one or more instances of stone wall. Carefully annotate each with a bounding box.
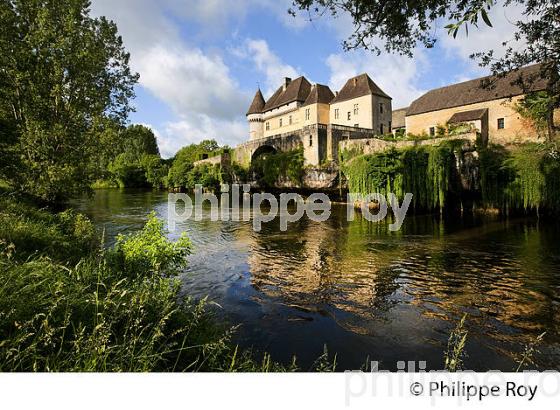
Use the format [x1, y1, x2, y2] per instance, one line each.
[193, 152, 231, 168]
[338, 132, 478, 160]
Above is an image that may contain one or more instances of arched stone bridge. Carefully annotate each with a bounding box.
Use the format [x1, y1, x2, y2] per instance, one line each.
[232, 129, 313, 168]
[232, 124, 380, 168]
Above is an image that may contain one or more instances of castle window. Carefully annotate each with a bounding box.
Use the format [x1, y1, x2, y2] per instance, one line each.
[309, 135, 313, 147]
[379, 103, 384, 114]
[279, 118, 283, 127]
[353, 104, 359, 115]
[429, 127, 435, 136]
[289, 115, 293, 125]
[497, 118, 505, 129]
[380, 124, 384, 134]
[265, 122, 270, 131]
[347, 112, 351, 120]
[334, 108, 339, 120]
[305, 108, 310, 121]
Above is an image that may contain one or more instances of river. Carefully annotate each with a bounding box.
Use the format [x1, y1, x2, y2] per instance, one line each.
[73, 189, 560, 371]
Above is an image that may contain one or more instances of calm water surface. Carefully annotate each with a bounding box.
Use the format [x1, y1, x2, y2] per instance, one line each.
[74, 189, 560, 371]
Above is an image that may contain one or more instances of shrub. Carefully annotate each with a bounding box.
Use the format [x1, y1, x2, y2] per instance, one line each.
[113, 212, 191, 276]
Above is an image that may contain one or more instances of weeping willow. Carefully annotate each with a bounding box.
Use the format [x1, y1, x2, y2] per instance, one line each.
[342, 144, 455, 210]
[480, 143, 560, 212]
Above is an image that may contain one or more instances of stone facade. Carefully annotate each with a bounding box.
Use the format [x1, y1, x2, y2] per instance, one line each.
[405, 96, 543, 145]
[245, 74, 391, 166]
[239, 65, 555, 170]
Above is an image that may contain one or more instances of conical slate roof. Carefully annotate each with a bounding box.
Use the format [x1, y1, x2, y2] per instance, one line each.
[246, 89, 265, 115]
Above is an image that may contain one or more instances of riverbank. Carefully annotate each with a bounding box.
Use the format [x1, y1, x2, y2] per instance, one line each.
[0, 191, 320, 371]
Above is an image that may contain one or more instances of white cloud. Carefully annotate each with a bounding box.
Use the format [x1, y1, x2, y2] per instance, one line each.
[90, 0, 256, 154]
[326, 49, 428, 109]
[156, 117, 247, 158]
[437, 1, 527, 73]
[239, 39, 301, 96]
[134, 45, 249, 119]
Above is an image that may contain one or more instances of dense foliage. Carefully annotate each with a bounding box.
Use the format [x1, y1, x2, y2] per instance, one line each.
[0, 0, 138, 202]
[0, 195, 313, 371]
[251, 148, 304, 187]
[344, 141, 560, 213]
[342, 144, 456, 210]
[167, 139, 230, 190]
[98, 124, 168, 188]
[479, 143, 560, 212]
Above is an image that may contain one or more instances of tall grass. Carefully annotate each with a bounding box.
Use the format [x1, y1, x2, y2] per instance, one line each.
[0, 195, 311, 371]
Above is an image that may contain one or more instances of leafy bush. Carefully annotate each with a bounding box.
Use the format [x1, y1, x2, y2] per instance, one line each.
[114, 212, 191, 276]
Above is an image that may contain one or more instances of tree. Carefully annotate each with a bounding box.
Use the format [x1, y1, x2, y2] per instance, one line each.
[0, 0, 138, 202]
[121, 124, 160, 160]
[290, 0, 559, 140]
[166, 139, 223, 188]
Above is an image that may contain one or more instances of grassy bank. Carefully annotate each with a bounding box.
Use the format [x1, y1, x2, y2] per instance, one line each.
[0, 192, 317, 371]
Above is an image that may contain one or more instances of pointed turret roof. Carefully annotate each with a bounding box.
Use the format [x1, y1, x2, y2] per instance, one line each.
[330, 73, 391, 104]
[246, 89, 265, 116]
[303, 84, 335, 106]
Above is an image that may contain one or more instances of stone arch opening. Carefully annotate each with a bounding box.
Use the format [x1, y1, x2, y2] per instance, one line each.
[251, 144, 277, 162]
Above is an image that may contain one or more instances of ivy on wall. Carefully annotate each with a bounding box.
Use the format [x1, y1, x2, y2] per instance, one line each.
[251, 148, 304, 187]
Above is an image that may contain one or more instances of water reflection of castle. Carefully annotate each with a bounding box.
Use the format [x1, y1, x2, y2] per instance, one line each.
[234, 213, 549, 343]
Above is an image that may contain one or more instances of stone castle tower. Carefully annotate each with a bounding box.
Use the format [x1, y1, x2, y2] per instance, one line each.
[246, 89, 265, 140]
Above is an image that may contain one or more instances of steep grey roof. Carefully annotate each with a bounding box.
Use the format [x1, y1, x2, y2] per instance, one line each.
[407, 64, 547, 116]
[330, 73, 391, 104]
[448, 108, 488, 123]
[391, 107, 408, 129]
[246, 89, 265, 115]
[303, 84, 335, 106]
[263, 76, 312, 112]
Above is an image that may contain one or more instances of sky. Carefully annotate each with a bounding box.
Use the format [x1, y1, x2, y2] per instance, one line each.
[90, 0, 525, 158]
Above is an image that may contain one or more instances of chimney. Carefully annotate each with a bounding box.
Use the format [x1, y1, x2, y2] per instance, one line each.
[283, 77, 292, 91]
[335, 91, 339, 97]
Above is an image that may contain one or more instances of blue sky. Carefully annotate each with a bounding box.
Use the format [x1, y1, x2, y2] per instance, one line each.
[91, 0, 524, 157]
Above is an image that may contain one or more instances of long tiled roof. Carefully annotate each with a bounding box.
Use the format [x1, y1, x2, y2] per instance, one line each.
[407, 64, 547, 116]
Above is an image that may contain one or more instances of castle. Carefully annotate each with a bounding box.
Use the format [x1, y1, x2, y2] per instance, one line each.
[244, 64, 551, 166]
